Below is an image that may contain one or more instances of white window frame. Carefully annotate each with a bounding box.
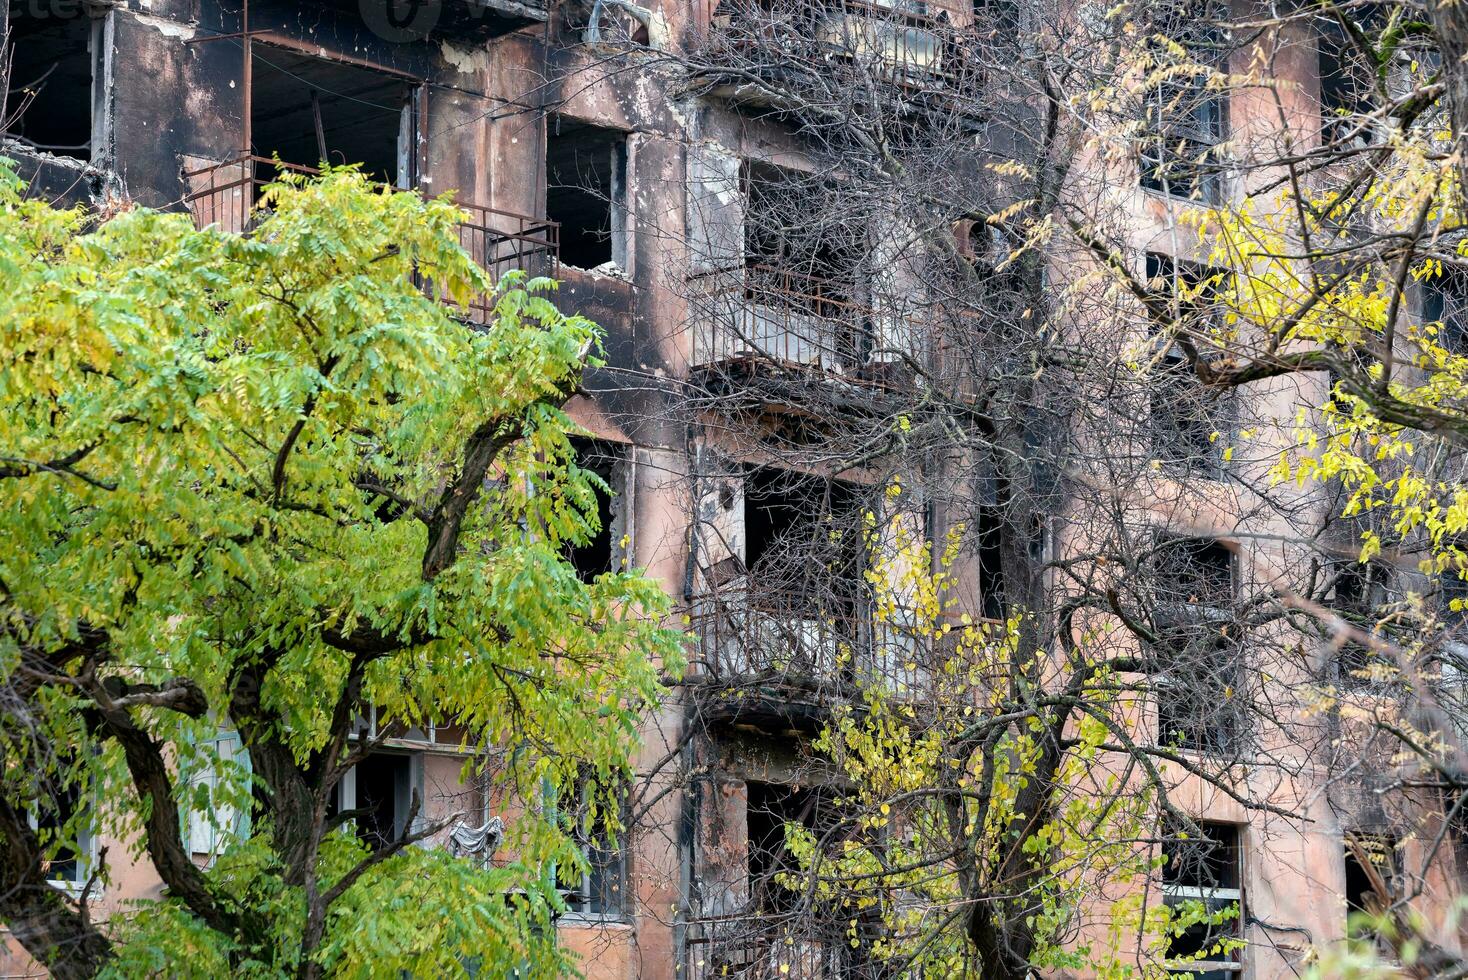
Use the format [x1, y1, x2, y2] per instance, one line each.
[334, 749, 425, 844]
[1163, 825, 1245, 977]
[558, 779, 628, 923]
[29, 794, 98, 899]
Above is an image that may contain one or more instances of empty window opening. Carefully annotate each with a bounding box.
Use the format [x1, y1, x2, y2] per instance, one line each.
[333, 751, 418, 849]
[1155, 645, 1242, 754]
[3, 7, 103, 160]
[1139, 13, 1226, 202]
[1318, 21, 1376, 147]
[546, 117, 627, 269]
[1422, 266, 1468, 354]
[1344, 833, 1396, 950]
[564, 438, 628, 582]
[742, 160, 862, 288]
[745, 781, 832, 915]
[1162, 822, 1244, 979]
[1151, 536, 1242, 754]
[1146, 253, 1230, 473]
[1331, 560, 1396, 689]
[1154, 535, 1234, 607]
[250, 44, 417, 187]
[744, 467, 865, 617]
[741, 161, 867, 344]
[560, 778, 627, 918]
[977, 505, 1005, 621]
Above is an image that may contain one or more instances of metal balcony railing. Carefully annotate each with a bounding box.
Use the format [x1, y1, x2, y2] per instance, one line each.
[689, 263, 925, 386]
[702, 0, 983, 95]
[700, 933, 843, 980]
[182, 155, 559, 323]
[690, 591, 865, 683]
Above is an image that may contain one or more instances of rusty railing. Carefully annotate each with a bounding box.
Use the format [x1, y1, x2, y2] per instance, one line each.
[689, 588, 1006, 694]
[684, 262, 869, 378]
[182, 155, 559, 322]
[690, 591, 865, 683]
[703, 0, 976, 92]
[688, 262, 929, 391]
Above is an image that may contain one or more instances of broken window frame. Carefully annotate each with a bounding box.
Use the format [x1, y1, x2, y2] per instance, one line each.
[1, 5, 112, 164]
[1150, 535, 1246, 755]
[1162, 822, 1246, 979]
[545, 115, 630, 271]
[1146, 252, 1233, 476]
[1139, 11, 1229, 204]
[1343, 831, 1398, 956]
[558, 776, 629, 921]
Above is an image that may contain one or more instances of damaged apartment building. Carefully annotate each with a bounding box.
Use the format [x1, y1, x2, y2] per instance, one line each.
[3, 0, 1467, 977]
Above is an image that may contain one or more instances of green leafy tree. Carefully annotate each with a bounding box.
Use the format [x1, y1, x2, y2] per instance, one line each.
[0, 163, 681, 978]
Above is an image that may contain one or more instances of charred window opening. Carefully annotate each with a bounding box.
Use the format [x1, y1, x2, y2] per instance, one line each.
[564, 438, 628, 582]
[973, 0, 1020, 40]
[1331, 560, 1396, 689]
[250, 45, 417, 186]
[1422, 267, 1468, 354]
[546, 117, 628, 270]
[744, 466, 866, 619]
[3, 6, 104, 161]
[1153, 535, 1234, 607]
[1162, 822, 1244, 978]
[1139, 10, 1227, 203]
[1147, 253, 1230, 474]
[1151, 536, 1243, 754]
[741, 161, 869, 365]
[745, 781, 833, 914]
[1344, 833, 1395, 950]
[332, 751, 418, 849]
[977, 505, 1005, 621]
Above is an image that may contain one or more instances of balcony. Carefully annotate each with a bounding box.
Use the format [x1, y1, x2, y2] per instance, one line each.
[688, 264, 918, 393]
[440, 0, 550, 37]
[182, 155, 559, 323]
[693, 592, 863, 681]
[285, 0, 548, 40]
[688, 589, 964, 721]
[700, 930, 844, 980]
[697, 0, 981, 111]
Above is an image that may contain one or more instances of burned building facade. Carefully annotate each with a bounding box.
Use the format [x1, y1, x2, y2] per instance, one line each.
[3, 0, 1466, 976]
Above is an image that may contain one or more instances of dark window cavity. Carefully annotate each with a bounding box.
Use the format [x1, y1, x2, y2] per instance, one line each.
[546, 116, 628, 269]
[564, 438, 628, 583]
[3, 5, 106, 161]
[1147, 253, 1230, 475]
[250, 44, 418, 187]
[1162, 822, 1244, 979]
